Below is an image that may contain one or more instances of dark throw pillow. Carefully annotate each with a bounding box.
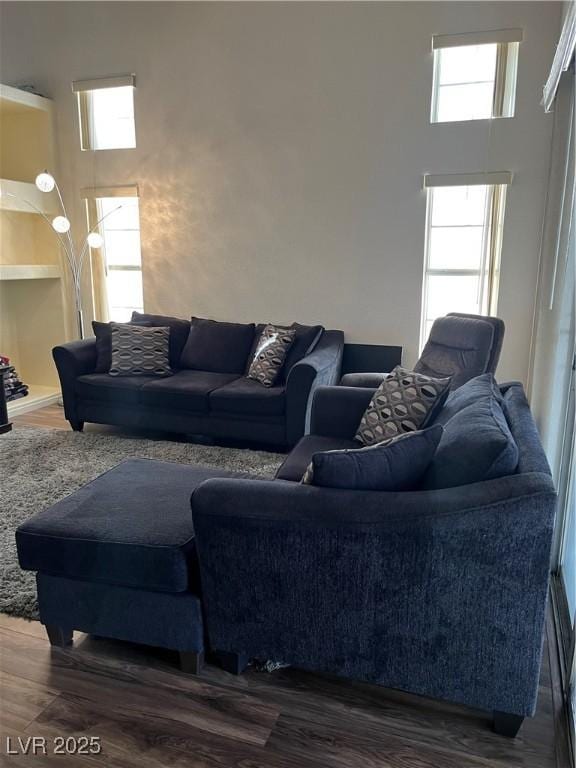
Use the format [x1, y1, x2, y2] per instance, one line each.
[355, 366, 451, 446]
[302, 425, 443, 491]
[283, 323, 324, 376]
[180, 317, 256, 374]
[248, 324, 297, 387]
[92, 320, 115, 373]
[422, 393, 519, 489]
[109, 324, 171, 377]
[131, 312, 191, 368]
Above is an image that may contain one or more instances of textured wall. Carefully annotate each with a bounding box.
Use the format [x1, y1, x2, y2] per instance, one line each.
[0, 2, 561, 380]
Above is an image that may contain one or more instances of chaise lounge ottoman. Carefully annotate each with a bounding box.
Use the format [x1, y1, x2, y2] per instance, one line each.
[16, 457, 254, 674]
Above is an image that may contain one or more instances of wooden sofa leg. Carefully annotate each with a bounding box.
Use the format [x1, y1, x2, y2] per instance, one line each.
[45, 624, 73, 648]
[217, 651, 249, 675]
[70, 420, 84, 432]
[180, 650, 204, 675]
[493, 711, 524, 738]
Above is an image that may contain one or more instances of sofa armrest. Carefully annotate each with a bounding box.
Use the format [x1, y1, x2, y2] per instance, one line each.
[192, 471, 556, 716]
[310, 385, 375, 439]
[285, 330, 344, 445]
[340, 372, 387, 388]
[52, 340, 98, 423]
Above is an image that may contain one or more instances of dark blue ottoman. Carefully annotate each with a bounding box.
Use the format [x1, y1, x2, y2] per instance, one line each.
[16, 458, 251, 674]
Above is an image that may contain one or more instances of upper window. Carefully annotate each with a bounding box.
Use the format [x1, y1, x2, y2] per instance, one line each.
[431, 29, 522, 123]
[73, 75, 136, 150]
[420, 172, 511, 349]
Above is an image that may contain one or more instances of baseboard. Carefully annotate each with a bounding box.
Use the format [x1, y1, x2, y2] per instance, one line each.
[7, 386, 61, 417]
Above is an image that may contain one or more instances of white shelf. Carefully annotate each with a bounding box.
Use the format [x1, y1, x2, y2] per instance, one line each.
[0, 84, 52, 114]
[0, 178, 57, 215]
[7, 385, 60, 417]
[0, 264, 61, 281]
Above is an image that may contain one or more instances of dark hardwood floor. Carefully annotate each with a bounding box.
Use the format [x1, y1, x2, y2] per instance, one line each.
[0, 407, 568, 768]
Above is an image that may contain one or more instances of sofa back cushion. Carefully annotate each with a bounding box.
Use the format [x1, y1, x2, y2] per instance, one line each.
[433, 373, 502, 426]
[302, 425, 443, 491]
[131, 312, 191, 367]
[283, 323, 324, 376]
[422, 394, 519, 489]
[92, 321, 115, 373]
[180, 317, 256, 374]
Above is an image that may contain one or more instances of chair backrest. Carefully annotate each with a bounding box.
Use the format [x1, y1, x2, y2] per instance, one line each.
[447, 312, 505, 374]
[414, 313, 504, 389]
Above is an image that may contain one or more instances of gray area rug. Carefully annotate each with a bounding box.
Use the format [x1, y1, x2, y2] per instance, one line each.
[0, 426, 283, 620]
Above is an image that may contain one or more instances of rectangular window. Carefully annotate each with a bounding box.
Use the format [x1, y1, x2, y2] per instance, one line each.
[84, 188, 144, 322]
[431, 29, 522, 123]
[73, 75, 136, 150]
[420, 173, 510, 349]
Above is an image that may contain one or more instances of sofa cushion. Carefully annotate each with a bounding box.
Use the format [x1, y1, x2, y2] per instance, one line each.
[141, 370, 238, 412]
[275, 434, 359, 481]
[282, 323, 324, 377]
[423, 396, 519, 489]
[302, 425, 443, 491]
[76, 373, 153, 405]
[110, 324, 172, 377]
[433, 373, 502, 426]
[248, 324, 296, 387]
[131, 312, 191, 368]
[180, 317, 256, 374]
[210, 376, 286, 416]
[355, 366, 451, 446]
[16, 459, 255, 593]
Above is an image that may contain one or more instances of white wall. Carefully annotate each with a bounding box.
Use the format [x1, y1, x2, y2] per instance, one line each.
[0, 1, 561, 381]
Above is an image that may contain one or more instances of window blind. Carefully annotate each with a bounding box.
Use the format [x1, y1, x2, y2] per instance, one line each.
[432, 29, 523, 50]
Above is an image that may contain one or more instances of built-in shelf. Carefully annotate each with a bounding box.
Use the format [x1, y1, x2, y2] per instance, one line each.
[0, 264, 61, 281]
[0, 84, 52, 114]
[7, 385, 61, 417]
[0, 178, 57, 215]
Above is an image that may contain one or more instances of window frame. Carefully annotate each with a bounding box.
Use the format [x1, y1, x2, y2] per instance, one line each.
[419, 173, 510, 350]
[83, 185, 144, 322]
[73, 74, 136, 151]
[430, 29, 522, 124]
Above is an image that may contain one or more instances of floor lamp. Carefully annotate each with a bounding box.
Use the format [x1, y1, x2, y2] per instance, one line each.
[5, 171, 121, 340]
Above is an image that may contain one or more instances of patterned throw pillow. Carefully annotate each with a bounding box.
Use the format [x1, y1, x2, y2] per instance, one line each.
[109, 324, 171, 377]
[247, 324, 296, 387]
[355, 366, 451, 446]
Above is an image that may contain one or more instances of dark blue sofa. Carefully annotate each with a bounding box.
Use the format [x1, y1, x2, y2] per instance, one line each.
[53, 320, 344, 448]
[191, 381, 556, 736]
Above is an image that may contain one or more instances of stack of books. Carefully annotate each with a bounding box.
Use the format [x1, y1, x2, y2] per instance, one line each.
[0, 355, 29, 402]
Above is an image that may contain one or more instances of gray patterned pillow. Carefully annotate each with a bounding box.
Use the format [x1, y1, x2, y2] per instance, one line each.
[355, 366, 451, 446]
[247, 324, 296, 387]
[109, 323, 171, 377]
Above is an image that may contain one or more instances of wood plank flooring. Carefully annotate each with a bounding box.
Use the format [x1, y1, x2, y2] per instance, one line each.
[1, 407, 568, 767]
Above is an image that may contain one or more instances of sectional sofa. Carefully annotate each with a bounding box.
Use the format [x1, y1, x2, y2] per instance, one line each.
[17, 373, 556, 737]
[53, 313, 344, 448]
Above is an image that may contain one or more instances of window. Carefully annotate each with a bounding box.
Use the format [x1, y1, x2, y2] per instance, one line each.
[84, 188, 144, 322]
[420, 173, 510, 348]
[431, 30, 522, 123]
[73, 75, 136, 150]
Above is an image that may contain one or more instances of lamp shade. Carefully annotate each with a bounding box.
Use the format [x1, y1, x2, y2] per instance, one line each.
[87, 232, 104, 248]
[35, 172, 55, 193]
[52, 215, 71, 233]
